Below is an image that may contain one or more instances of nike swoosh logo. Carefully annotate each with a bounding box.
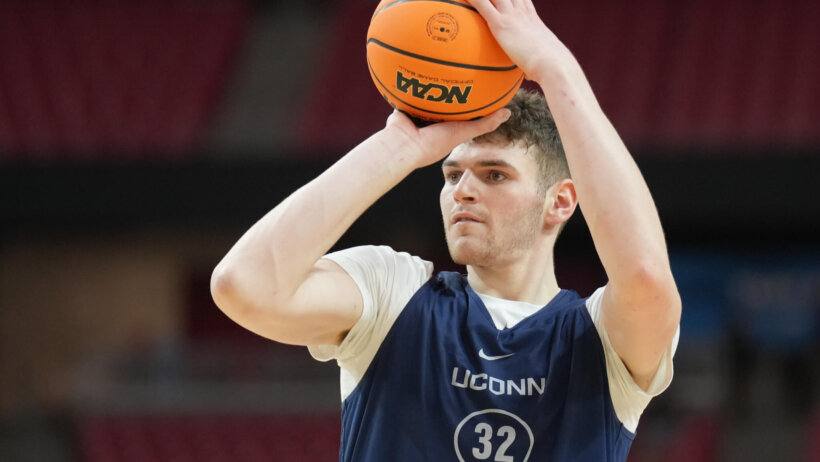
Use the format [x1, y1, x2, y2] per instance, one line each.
[478, 349, 515, 361]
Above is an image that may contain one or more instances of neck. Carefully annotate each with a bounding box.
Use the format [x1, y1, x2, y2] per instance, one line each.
[465, 247, 560, 306]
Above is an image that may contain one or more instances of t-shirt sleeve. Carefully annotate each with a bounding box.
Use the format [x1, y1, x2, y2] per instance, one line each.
[585, 286, 680, 434]
[307, 245, 433, 400]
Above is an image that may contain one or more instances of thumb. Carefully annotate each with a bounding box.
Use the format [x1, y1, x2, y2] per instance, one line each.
[480, 107, 512, 133]
[415, 108, 512, 161]
[452, 108, 512, 140]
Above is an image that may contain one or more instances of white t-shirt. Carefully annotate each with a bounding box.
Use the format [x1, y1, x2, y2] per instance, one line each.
[309, 245, 678, 433]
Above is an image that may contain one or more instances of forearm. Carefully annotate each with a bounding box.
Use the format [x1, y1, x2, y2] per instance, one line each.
[536, 50, 679, 380]
[215, 129, 418, 308]
[534, 55, 671, 285]
[468, 0, 679, 380]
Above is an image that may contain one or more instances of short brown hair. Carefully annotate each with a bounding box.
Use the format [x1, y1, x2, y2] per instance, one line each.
[474, 89, 570, 190]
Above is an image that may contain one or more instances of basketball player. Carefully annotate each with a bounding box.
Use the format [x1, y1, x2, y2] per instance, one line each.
[211, 0, 681, 460]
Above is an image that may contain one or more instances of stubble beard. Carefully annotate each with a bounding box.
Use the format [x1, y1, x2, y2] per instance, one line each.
[444, 201, 544, 268]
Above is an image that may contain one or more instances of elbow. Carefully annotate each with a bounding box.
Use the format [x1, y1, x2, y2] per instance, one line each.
[210, 260, 262, 316]
[210, 261, 242, 314]
[210, 260, 290, 319]
[625, 260, 681, 322]
[630, 257, 675, 290]
[210, 263, 296, 343]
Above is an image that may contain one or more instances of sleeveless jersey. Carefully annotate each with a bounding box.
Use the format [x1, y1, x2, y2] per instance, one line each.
[338, 271, 633, 462]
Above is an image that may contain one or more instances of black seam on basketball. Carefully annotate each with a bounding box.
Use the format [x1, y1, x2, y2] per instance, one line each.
[368, 59, 524, 116]
[367, 38, 518, 72]
[374, 0, 478, 19]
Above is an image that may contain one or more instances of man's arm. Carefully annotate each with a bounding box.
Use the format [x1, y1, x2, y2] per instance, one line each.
[471, 0, 681, 390]
[210, 110, 511, 347]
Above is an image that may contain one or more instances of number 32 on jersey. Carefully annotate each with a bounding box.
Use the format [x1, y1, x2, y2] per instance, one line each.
[454, 409, 534, 462]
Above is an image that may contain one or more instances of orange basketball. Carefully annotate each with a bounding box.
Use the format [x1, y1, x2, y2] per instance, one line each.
[366, 0, 524, 123]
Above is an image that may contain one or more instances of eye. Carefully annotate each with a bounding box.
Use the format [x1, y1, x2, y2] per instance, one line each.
[445, 171, 462, 184]
[489, 171, 507, 182]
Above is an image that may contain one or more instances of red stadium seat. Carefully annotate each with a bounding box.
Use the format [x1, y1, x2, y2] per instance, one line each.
[0, 0, 248, 159]
[77, 414, 341, 462]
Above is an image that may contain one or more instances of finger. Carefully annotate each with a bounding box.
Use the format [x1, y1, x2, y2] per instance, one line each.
[386, 109, 410, 126]
[386, 109, 399, 122]
[523, 0, 538, 15]
[504, 0, 537, 15]
[446, 108, 512, 140]
[475, 108, 513, 135]
[489, 0, 514, 11]
[466, 0, 500, 21]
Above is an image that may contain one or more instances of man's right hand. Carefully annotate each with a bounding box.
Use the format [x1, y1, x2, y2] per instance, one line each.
[382, 108, 511, 169]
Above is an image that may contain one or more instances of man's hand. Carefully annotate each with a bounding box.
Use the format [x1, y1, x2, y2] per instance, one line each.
[468, 0, 570, 80]
[382, 108, 511, 169]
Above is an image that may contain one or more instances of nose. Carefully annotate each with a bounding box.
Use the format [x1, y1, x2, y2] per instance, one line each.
[453, 170, 478, 204]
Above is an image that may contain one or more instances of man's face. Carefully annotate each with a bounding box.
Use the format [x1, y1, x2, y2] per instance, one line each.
[440, 141, 547, 267]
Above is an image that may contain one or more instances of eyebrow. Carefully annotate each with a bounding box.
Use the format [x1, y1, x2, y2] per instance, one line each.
[441, 158, 515, 169]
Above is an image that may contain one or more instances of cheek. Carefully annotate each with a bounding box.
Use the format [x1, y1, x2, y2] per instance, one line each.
[499, 196, 544, 225]
[439, 188, 451, 212]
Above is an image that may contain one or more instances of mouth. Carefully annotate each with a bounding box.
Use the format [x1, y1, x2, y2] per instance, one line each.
[451, 213, 483, 225]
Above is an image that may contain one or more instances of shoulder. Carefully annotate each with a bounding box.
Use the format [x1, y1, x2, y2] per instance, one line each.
[310, 247, 435, 398]
[323, 245, 434, 286]
[325, 245, 431, 268]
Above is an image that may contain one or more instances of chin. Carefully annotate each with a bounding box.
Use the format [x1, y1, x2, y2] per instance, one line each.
[447, 241, 489, 267]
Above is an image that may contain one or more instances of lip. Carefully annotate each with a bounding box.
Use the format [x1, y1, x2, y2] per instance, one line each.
[451, 212, 483, 225]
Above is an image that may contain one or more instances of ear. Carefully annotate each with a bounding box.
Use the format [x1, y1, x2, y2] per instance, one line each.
[544, 179, 577, 227]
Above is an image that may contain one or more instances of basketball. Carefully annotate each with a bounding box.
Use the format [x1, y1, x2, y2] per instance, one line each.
[366, 0, 524, 123]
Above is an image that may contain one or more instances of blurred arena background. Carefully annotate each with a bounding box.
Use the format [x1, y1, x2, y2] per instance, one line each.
[0, 0, 818, 460]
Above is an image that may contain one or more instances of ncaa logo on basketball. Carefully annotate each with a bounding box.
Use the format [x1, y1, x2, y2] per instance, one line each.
[396, 71, 472, 104]
[367, 0, 523, 121]
[426, 13, 459, 42]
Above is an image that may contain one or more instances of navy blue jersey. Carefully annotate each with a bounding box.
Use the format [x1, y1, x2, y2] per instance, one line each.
[338, 271, 633, 461]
